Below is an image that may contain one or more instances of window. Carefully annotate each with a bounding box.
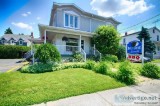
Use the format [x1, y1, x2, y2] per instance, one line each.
[66, 38, 78, 51]
[10, 40, 14, 45]
[64, 13, 79, 28]
[70, 15, 74, 27]
[1, 40, 5, 44]
[75, 17, 78, 28]
[65, 14, 69, 26]
[153, 29, 155, 33]
[81, 40, 84, 49]
[157, 35, 159, 41]
[123, 38, 126, 45]
[19, 40, 23, 45]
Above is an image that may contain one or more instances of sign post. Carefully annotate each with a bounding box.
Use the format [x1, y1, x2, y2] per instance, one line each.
[142, 38, 144, 65]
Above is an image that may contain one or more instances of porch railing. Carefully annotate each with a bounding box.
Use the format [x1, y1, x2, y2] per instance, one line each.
[80, 48, 86, 62]
[54, 45, 86, 62]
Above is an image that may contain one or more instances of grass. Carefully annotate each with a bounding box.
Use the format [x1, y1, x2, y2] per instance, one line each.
[0, 68, 125, 106]
[151, 59, 160, 63]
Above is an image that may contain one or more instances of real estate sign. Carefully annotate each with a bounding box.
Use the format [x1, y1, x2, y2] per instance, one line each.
[127, 40, 142, 62]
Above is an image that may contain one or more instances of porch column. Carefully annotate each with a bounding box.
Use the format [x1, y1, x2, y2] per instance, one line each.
[79, 35, 81, 52]
[44, 30, 46, 44]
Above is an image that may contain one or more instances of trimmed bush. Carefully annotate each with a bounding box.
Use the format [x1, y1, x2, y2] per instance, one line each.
[20, 63, 56, 73]
[35, 43, 61, 63]
[117, 61, 135, 85]
[102, 54, 118, 62]
[141, 63, 160, 78]
[94, 62, 109, 75]
[85, 60, 96, 70]
[72, 51, 84, 62]
[0, 45, 30, 59]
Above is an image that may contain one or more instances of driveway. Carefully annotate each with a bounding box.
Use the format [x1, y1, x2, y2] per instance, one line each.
[0, 59, 27, 72]
[33, 79, 160, 106]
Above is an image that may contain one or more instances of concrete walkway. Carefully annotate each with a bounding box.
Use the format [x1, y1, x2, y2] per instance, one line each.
[33, 79, 160, 106]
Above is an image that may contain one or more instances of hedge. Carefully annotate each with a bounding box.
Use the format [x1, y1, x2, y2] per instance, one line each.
[0, 45, 30, 59]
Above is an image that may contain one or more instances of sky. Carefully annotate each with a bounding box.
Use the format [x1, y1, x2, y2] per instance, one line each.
[0, 0, 160, 38]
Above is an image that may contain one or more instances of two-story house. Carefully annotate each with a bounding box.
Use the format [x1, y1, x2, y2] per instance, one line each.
[38, 2, 120, 56]
[120, 27, 160, 59]
[0, 34, 31, 46]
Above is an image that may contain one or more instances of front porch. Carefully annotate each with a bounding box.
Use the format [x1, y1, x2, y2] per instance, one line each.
[38, 24, 101, 61]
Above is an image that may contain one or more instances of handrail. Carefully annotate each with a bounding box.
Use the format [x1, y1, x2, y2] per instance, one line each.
[81, 48, 86, 62]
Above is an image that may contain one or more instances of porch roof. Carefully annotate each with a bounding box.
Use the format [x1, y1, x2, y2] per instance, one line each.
[38, 24, 94, 37]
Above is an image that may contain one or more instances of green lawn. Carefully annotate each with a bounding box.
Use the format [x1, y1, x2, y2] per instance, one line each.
[0, 68, 125, 106]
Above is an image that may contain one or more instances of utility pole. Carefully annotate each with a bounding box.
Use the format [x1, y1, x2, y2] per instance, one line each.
[31, 32, 34, 64]
[142, 38, 144, 65]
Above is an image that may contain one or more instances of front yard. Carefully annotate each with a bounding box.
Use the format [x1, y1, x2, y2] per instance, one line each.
[0, 68, 125, 106]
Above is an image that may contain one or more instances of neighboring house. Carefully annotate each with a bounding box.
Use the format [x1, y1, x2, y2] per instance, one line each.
[0, 34, 31, 46]
[38, 2, 120, 56]
[120, 27, 160, 59]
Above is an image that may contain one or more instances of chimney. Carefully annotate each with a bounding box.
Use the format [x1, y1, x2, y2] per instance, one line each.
[125, 32, 127, 36]
[31, 32, 34, 38]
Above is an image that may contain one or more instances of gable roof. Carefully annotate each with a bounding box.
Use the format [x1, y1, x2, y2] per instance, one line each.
[122, 27, 160, 37]
[50, 2, 121, 25]
[0, 34, 31, 43]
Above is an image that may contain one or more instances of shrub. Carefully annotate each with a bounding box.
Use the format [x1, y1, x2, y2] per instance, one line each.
[116, 45, 126, 61]
[72, 51, 84, 62]
[0, 45, 30, 59]
[94, 62, 109, 75]
[92, 25, 120, 55]
[20, 63, 56, 73]
[35, 43, 61, 63]
[117, 61, 135, 85]
[85, 60, 96, 70]
[141, 63, 160, 78]
[102, 54, 118, 62]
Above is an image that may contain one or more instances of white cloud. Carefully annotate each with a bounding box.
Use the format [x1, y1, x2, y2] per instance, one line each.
[27, 12, 31, 14]
[12, 22, 33, 31]
[21, 11, 31, 17]
[90, 0, 154, 17]
[22, 13, 28, 17]
[36, 17, 41, 20]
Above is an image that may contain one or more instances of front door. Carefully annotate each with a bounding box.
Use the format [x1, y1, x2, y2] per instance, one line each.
[81, 40, 84, 50]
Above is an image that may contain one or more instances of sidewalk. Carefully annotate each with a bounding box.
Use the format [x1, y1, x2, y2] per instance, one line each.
[33, 79, 160, 106]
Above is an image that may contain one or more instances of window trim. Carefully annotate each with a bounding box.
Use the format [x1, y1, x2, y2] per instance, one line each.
[64, 12, 80, 29]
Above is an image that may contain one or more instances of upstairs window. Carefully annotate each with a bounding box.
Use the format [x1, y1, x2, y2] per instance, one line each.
[157, 35, 159, 41]
[123, 38, 126, 45]
[75, 17, 78, 28]
[153, 29, 155, 33]
[65, 14, 69, 26]
[64, 13, 79, 29]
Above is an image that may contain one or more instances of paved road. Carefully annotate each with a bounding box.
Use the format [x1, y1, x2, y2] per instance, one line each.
[33, 79, 160, 106]
[0, 59, 25, 72]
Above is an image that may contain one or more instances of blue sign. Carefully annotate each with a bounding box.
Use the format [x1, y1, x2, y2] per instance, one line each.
[127, 40, 142, 54]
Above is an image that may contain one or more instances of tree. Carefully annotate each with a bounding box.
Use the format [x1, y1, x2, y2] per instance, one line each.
[137, 27, 155, 54]
[92, 25, 120, 55]
[4, 27, 13, 34]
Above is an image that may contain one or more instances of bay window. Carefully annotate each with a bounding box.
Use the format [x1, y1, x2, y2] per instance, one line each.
[64, 13, 79, 28]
